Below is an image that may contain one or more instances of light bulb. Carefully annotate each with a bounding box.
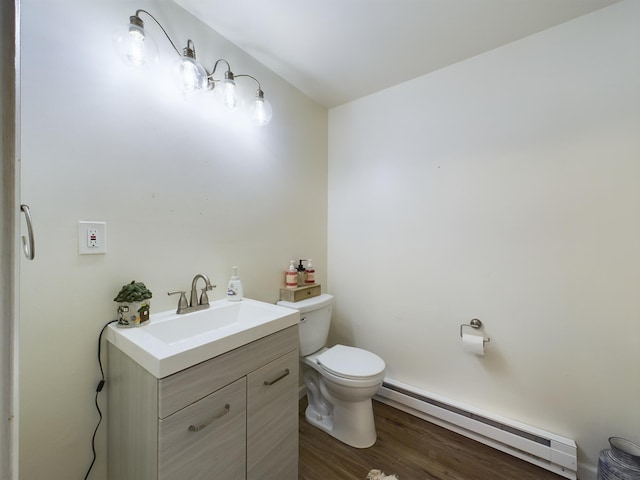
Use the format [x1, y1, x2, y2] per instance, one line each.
[113, 18, 158, 67]
[251, 94, 273, 126]
[222, 80, 238, 111]
[222, 74, 237, 111]
[126, 28, 146, 66]
[176, 55, 207, 95]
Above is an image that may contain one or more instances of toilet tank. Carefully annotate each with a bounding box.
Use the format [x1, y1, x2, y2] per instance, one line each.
[277, 294, 333, 356]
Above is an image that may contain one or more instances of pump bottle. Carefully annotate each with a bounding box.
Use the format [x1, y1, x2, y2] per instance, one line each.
[227, 266, 243, 301]
[305, 259, 315, 284]
[297, 260, 306, 286]
[285, 260, 297, 289]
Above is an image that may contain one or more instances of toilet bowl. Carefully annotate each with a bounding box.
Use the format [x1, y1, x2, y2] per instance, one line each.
[277, 294, 386, 448]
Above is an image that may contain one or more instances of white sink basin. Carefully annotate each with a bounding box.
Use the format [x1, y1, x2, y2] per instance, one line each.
[106, 298, 299, 378]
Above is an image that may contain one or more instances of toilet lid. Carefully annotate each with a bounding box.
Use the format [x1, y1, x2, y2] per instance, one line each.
[316, 345, 385, 380]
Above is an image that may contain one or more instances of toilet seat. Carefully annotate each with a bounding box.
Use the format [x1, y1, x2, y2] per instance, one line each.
[317, 345, 385, 381]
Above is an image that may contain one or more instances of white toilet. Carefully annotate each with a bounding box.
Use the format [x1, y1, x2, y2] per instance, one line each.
[277, 294, 386, 448]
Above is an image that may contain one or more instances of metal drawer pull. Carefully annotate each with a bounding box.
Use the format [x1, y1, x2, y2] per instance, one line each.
[264, 368, 290, 386]
[188, 404, 230, 432]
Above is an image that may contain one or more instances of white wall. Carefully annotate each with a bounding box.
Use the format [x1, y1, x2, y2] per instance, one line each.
[328, 0, 639, 476]
[19, 1, 327, 478]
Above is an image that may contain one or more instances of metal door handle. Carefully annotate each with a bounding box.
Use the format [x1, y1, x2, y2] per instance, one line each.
[20, 204, 35, 260]
[264, 368, 290, 386]
[188, 404, 230, 432]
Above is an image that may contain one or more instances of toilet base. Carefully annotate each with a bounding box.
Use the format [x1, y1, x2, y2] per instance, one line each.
[304, 395, 377, 448]
[305, 403, 333, 432]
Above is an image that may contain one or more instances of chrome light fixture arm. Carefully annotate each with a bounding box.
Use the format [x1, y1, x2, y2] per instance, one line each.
[131, 9, 182, 58]
[236, 74, 268, 104]
[205, 59, 234, 88]
[235, 74, 261, 92]
[208, 59, 233, 77]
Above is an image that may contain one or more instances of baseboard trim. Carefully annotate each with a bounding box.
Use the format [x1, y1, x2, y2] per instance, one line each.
[298, 383, 597, 480]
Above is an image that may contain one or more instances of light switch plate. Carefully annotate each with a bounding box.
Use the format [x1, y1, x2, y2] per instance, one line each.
[79, 221, 106, 254]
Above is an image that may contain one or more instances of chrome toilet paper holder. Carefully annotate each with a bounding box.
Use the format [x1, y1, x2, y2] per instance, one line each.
[460, 318, 491, 343]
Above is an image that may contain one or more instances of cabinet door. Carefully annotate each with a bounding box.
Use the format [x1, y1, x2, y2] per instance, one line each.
[158, 378, 246, 480]
[247, 350, 299, 480]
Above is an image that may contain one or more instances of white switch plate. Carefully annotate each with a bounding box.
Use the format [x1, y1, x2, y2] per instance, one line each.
[79, 221, 107, 254]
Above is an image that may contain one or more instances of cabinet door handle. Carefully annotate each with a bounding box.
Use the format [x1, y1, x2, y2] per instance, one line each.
[20, 204, 35, 260]
[263, 368, 290, 386]
[188, 404, 230, 432]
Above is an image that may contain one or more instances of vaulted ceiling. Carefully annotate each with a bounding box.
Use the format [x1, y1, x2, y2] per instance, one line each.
[174, 0, 620, 108]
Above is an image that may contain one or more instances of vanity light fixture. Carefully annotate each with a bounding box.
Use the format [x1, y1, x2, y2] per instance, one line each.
[112, 9, 273, 126]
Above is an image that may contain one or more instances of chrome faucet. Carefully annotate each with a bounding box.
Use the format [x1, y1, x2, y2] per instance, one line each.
[168, 273, 216, 314]
[190, 273, 215, 308]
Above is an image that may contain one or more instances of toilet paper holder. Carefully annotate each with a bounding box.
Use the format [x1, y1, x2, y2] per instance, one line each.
[460, 318, 491, 343]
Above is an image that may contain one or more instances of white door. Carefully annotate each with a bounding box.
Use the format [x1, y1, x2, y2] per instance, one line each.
[1, 1, 21, 479]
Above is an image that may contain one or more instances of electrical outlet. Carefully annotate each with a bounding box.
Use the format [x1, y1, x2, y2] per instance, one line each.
[87, 228, 98, 247]
[79, 221, 106, 254]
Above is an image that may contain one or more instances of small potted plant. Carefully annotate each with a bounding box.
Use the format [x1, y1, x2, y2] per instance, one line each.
[114, 280, 152, 328]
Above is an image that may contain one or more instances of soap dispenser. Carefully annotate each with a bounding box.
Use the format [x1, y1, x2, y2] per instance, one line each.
[305, 259, 315, 284]
[297, 259, 306, 286]
[285, 260, 297, 289]
[227, 266, 243, 302]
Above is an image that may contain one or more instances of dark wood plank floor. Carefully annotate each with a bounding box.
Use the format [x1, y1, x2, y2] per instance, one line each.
[299, 397, 565, 480]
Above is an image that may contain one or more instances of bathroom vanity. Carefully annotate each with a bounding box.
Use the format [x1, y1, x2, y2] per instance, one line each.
[106, 299, 300, 480]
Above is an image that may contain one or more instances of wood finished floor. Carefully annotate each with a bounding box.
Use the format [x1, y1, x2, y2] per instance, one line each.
[298, 397, 565, 480]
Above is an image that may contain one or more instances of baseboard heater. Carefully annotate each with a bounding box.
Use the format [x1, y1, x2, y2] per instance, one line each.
[375, 378, 577, 480]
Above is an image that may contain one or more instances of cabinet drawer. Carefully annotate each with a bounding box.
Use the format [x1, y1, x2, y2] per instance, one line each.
[247, 349, 299, 480]
[159, 325, 298, 418]
[158, 378, 246, 480]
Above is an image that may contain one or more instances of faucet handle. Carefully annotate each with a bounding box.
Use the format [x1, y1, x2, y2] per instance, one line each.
[168, 291, 188, 313]
[199, 284, 216, 306]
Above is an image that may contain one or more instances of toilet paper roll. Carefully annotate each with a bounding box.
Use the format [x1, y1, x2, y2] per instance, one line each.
[462, 333, 485, 356]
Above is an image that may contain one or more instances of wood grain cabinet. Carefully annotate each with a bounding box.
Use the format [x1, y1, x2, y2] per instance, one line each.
[107, 325, 299, 480]
[247, 349, 299, 479]
[159, 378, 246, 480]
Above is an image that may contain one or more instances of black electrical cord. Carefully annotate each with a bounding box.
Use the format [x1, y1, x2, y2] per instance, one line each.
[84, 319, 117, 480]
